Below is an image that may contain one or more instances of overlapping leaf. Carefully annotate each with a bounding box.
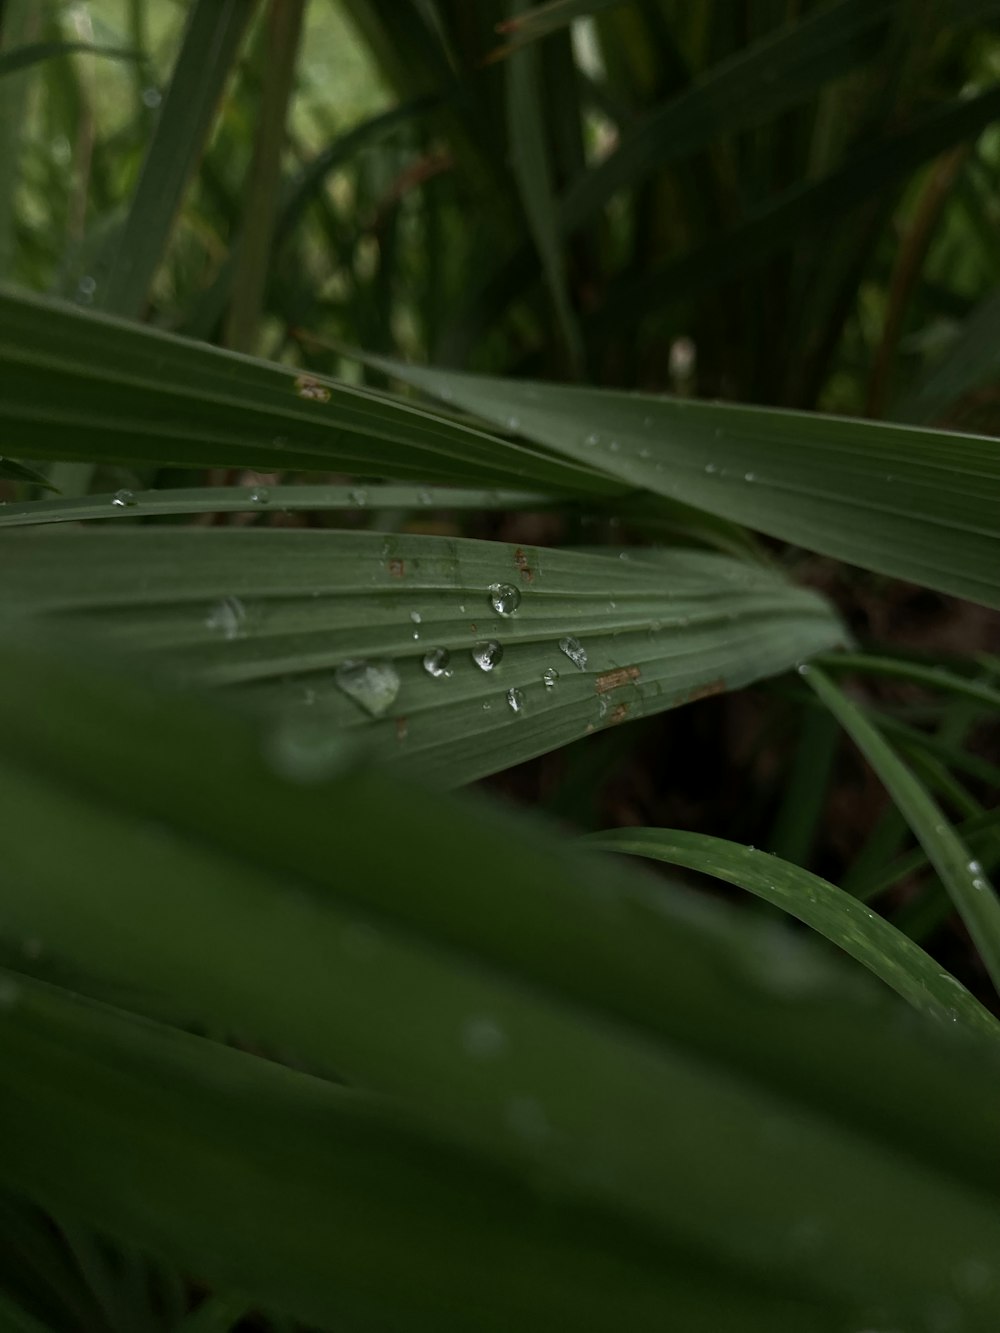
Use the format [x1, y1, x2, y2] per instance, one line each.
[373, 357, 1000, 608]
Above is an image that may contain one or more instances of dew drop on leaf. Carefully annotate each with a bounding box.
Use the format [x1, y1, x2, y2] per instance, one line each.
[506, 687, 524, 714]
[422, 647, 452, 678]
[334, 659, 400, 717]
[111, 488, 137, 508]
[542, 667, 559, 689]
[472, 640, 503, 671]
[249, 486, 270, 504]
[558, 636, 588, 670]
[488, 582, 521, 615]
[205, 595, 246, 640]
[350, 487, 368, 507]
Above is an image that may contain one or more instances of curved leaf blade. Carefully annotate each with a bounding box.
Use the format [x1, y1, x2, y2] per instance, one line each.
[583, 828, 1000, 1041]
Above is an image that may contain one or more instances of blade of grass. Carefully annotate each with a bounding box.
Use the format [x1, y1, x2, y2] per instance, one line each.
[0, 288, 614, 491]
[582, 827, 1000, 1040]
[0, 483, 558, 527]
[224, 0, 305, 354]
[767, 707, 840, 867]
[368, 353, 1000, 609]
[505, 1, 583, 374]
[0, 41, 138, 78]
[817, 652, 1000, 711]
[804, 664, 1000, 995]
[98, 0, 258, 317]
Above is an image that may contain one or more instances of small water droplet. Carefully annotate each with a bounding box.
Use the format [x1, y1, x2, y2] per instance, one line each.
[141, 86, 162, 108]
[409, 611, 422, 624]
[334, 659, 400, 717]
[704, 463, 717, 474]
[462, 1016, 507, 1058]
[249, 486, 270, 505]
[542, 667, 559, 689]
[205, 595, 246, 640]
[506, 415, 520, 432]
[418, 489, 433, 506]
[744, 471, 756, 482]
[76, 274, 97, 305]
[609, 439, 620, 452]
[488, 582, 521, 615]
[482, 700, 492, 711]
[584, 432, 600, 447]
[972, 877, 989, 892]
[265, 715, 357, 784]
[968, 859, 983, 875]
[350, 487, 368, 506]
[422, 647, 452, 678]
[111, 488, 136, 508]
[472, 640, 503, 671]
[558, 636, 588, 670]
[506, 687, 524, 714]
[796, 662, 811, 676]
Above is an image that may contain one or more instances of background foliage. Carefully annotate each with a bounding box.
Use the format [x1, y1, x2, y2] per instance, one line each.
[1, 1, 1000, 1330]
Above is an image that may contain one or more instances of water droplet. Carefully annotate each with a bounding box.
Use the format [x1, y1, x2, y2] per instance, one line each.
[350, 487, 368, 507]
[334, 659, 400, 717]
[418, 489, 433, 506]
[558, 636, 588, 670]
[704, 463, 718, 474]
[506, 415, 520, 432]
[542, 667, 559, 689]
[141, 86, 162, 108]
[422, 647, 452, 678]
[744, 471, 756, 482]
[472, 640, 503, 671]
[584, 432, 600, 447]
[505, 1094, 549, 1143]
[76, 274, 97, 305]
[972, 877, 989, 892]
[968, 859, 983, 875]
[506, 687, 524, 714]
[488, 582, 521, 615]
[796, 662, 811, 676]
[482, 700, 492, 711]
[111, 488, 136, 508]
[409, 611, 422, 624]
[205, 595, 246, 640]
[249, 486, 270, 505]
[462, 1016, 507, 1058]
[265, 715, 357, 784]
[609, 439, 620, 452]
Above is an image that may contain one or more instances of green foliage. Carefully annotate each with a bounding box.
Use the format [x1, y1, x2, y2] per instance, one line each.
[1, 1, 1000, 1329]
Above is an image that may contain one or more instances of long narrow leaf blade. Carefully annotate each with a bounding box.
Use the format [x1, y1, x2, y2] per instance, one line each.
[583, 828, 1000, 1040]
[805, 665, 1000, 993]
[371, 356, 1000, 608]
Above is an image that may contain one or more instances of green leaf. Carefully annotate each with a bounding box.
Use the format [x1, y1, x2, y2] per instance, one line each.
[0, 457, 57, 492]
[0, 483, 556, 528]
[98, 0, 258, 317]
[5, 629, 1000, 1328]
[0, 41, 138, 79]
[0, 528, 846, 784]
[0, 287, 612, 493]
[370, 356, 1000, 609]
[816, 652, 1000, 712]
[894, 284, 1000, 425]
[805, 665, 1000, 995]
[582, 828, 1000, 1041]
[492, 0, 627, 50]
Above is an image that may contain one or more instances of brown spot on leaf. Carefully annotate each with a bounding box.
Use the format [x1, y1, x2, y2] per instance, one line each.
[686, 677, 726, 704]
[514, 546, 534, 583]
[388, 559, 405, 577]
[595, 665, 641, 694]
[609, 704, 629, 725]
[294, 373, 331, 403]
